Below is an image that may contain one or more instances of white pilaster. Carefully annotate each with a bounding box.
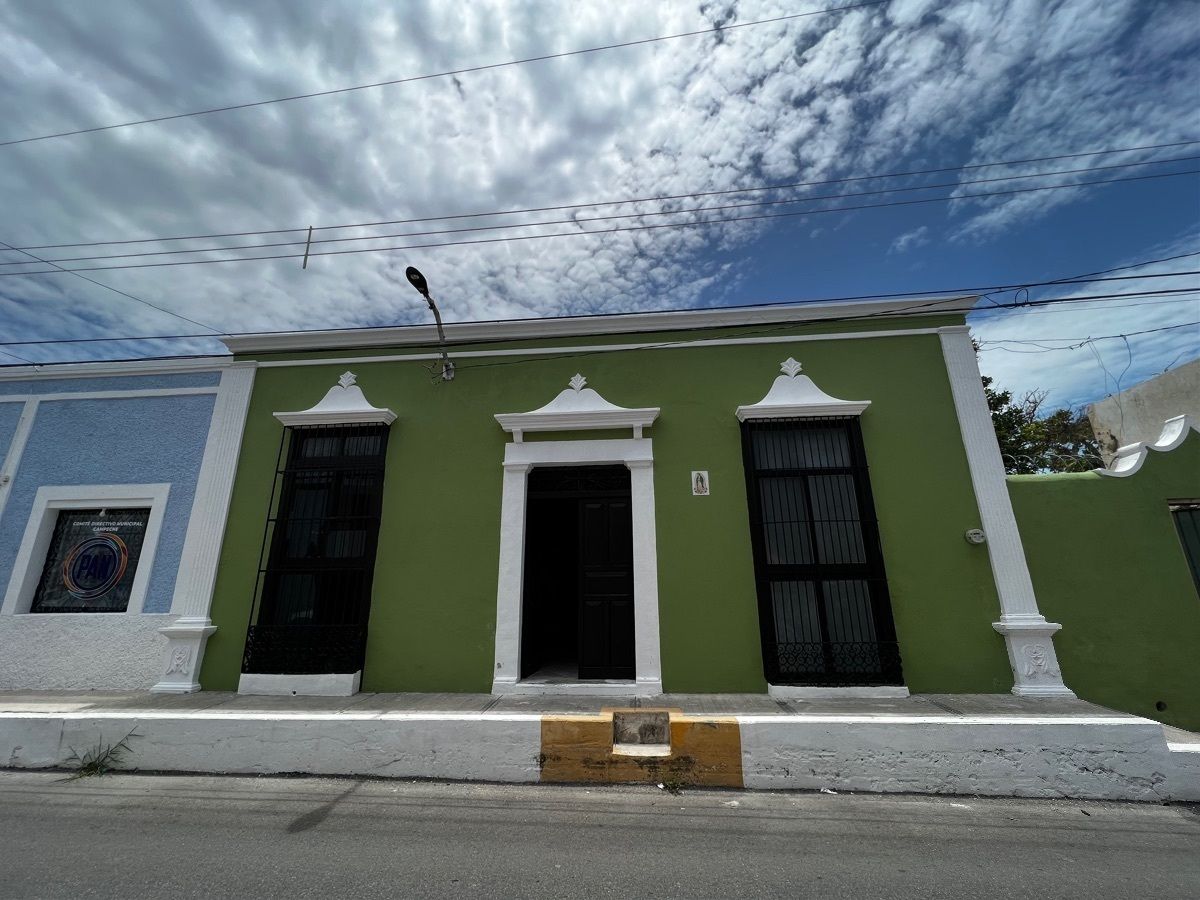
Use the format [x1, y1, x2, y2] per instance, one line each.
[153, 364, 256, 693]
[491, 462, 531, 691]
[628, 459, 663, 692]
[0, 399, 39, 525]
[939, 326, 1073, 697]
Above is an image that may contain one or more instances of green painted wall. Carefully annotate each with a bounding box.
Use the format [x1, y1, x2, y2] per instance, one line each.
[201, 318, 1014, 694]
[1009, 432, 1200, 730]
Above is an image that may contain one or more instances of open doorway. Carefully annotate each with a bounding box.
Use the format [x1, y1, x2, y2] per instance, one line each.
[520, 465, 634, 681]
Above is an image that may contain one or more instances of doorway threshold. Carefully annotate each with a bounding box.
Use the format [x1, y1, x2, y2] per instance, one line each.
[493, 671, 661, 697]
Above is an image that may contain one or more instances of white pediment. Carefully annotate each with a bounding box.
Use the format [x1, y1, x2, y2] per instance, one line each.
[736, 358, 870, 422]
[495, 373, 659, 441]
[274, 371, 397, 427]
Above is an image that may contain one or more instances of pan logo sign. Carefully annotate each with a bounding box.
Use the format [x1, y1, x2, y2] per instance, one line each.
[61, 533, 130, 600]
[31, 508, 150, 613]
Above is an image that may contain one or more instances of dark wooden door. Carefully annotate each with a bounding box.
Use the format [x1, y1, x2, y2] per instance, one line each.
[577, 496, 635, 679]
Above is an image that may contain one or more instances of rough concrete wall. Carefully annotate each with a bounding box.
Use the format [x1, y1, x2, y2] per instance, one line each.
[1088, 358, 1200, 464]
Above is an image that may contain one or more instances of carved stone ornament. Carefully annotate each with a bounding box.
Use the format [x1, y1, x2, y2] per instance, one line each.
[274, 370, 397, 426]
[165, 646, 192, 675]
[1099, 414, 1196, 477]
[736, 358, 871, 421]
[495, 373, 660, 441]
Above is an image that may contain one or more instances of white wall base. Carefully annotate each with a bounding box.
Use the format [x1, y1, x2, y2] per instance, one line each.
[151, 617, 217, 694]
[0, 614, 174, 690]
[768, 685, 911, 700]
[237, 672, 361, 697]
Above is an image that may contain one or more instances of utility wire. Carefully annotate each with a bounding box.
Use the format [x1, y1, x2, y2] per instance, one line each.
[6, 169, 1197, 277]
[10, 139, 1198, 252]
[0, 240, 220, 333]
[977, 320, 1199, 351]
[1, 263, 1195, 348]
[0, 1, 886, 149]
[7, 155, 1197, 267]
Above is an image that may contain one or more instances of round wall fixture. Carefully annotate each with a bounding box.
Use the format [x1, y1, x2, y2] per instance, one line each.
[964, 528, 987, 545]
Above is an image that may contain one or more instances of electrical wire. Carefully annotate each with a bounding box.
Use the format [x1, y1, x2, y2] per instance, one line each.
[6, 169, 1198, 277]
[7, 155, 1197, 267]
[0, 239, 220, 333]
[9, 139, 1198, 251]
[0, 1, 886, 149]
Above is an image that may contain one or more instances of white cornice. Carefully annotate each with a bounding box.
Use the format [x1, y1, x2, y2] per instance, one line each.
[1098, 415, 1196, 477]
[273, 371, 396, 427]
[223, 296, 977, 355]
[495, 373, 659, 441]
[0, 356, 240, 382]
[736, 358, 870, 422]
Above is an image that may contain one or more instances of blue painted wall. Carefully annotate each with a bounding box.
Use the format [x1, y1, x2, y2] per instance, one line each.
[0, 393, 215, 614]
[0, 402, 24, 464]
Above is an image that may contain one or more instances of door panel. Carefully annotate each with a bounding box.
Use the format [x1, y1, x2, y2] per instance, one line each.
[578, 498, 635, 679]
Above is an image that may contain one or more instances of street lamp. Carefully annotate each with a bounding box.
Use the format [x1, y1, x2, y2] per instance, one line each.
[405, 266, 455, 382]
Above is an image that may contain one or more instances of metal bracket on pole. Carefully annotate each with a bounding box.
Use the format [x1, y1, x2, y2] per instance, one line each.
[425, 294, 455, 381]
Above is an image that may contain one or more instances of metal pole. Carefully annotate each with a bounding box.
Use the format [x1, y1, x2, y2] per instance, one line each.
[424, 294, 455, 381]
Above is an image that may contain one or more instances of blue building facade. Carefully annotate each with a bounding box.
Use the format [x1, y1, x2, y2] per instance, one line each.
[0, 361, 253, 690]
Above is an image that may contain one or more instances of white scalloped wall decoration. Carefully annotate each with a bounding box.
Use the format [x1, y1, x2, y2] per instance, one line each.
[1097, 414, 1197, 477]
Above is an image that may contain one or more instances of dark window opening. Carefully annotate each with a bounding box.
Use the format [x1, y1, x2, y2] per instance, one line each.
[741, 417, 903, 686]
[242, 424, 389, 675]
[1170, 501, 1200, 598]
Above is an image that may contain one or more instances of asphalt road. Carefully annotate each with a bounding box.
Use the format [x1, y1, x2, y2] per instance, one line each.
[0, 771, 1197, 899]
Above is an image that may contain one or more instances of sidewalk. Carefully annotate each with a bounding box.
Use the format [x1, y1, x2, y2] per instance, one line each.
[2, 690, 1196, 801]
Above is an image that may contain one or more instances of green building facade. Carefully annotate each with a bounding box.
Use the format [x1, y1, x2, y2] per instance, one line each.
[195, 298, 1076, 700]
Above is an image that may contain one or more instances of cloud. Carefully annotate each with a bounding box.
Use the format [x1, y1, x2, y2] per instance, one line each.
[0, 0, 1195, 385]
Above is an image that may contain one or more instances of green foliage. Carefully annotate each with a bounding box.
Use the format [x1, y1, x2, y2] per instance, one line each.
[982, 375, 1102, 474]
[63, 729, 138, 779]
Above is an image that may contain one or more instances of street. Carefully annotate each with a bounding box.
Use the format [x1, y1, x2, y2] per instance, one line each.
[0, 772, 1196, 898]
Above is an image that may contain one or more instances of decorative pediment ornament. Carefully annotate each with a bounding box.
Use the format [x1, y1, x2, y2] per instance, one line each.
[495, 373, 659, 442]
[735, 358, 870, 422]
[273, 371, 397, 426]
[1099, 414, 1196, 477]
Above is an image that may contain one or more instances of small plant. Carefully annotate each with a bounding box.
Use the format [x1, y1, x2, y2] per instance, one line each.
[63, 729, 138, 779]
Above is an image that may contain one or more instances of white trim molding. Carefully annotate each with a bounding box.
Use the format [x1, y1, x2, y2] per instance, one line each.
[736, 357, 871, 421]
[225, 295, 977, 354]
[273, 371, 396, 426]
[768, 685, 911, 700]
[0, 398, 38, 527]
[1, 483, 171, 617]
[1098, 414, 1197, 477]
[939, 326, 1073, 698]
[154, 364, 256, 693]
[491, 438, 663, 696]
[495, 373, 659, 441]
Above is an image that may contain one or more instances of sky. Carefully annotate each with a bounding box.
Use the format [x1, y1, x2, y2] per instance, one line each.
[0, 0, 1197, 411]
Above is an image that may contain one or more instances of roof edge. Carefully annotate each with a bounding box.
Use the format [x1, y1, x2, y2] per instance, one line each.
[223, 295, 977, 356]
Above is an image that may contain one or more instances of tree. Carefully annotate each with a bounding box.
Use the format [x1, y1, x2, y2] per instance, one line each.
[982, 375, 1103, 474]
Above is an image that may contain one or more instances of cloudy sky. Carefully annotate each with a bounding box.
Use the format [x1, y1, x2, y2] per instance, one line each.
[0, 0, 1197, 410]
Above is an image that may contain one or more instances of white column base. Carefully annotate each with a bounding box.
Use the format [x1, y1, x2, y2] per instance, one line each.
[151, 617, 217, 694]
[993, 616, 1075, 698]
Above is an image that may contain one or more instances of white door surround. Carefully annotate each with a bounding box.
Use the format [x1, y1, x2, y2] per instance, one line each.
[491, 438, 663, 696]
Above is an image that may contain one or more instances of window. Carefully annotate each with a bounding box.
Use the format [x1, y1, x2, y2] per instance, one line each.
[741, 417, 902, 686]
[1171, 501, 1200, 597]
[243, 424, 389, 675]
[30, 508, 150, 613]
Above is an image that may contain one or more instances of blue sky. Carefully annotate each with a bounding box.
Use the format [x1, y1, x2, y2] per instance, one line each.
[0, 0, 1197, 411]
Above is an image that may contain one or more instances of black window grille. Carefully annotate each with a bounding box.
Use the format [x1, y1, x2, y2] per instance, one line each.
[242, 423, 389, 675]
[1170, 501, 1200, 598]
[740, 416, 903, 686]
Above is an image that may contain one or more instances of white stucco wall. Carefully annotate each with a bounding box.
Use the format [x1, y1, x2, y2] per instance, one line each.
[0, 614, 174, 690]
[1088, 358, 1200, 464]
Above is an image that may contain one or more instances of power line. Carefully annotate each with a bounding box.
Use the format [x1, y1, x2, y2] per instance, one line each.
[10, 139, 1198, 252]
[8, 155, 1197, 267]
[977, 320, 1199, 351]
[1, 260, 1195, 348]
[0, 240, 220, 333]
[6, 168, 1197, 277]
[0, 1, 886, 149]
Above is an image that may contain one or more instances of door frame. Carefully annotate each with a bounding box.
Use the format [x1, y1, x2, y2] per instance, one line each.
[491, 438, 662, 696]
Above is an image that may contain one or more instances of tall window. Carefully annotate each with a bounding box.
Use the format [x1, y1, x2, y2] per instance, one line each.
[243, 424, 389, 675]
[741, 417, 902, 686]
[1171, 501, 1200, 598]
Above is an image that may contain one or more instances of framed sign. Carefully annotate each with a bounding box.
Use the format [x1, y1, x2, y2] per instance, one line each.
[30, 508, 150, 613]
